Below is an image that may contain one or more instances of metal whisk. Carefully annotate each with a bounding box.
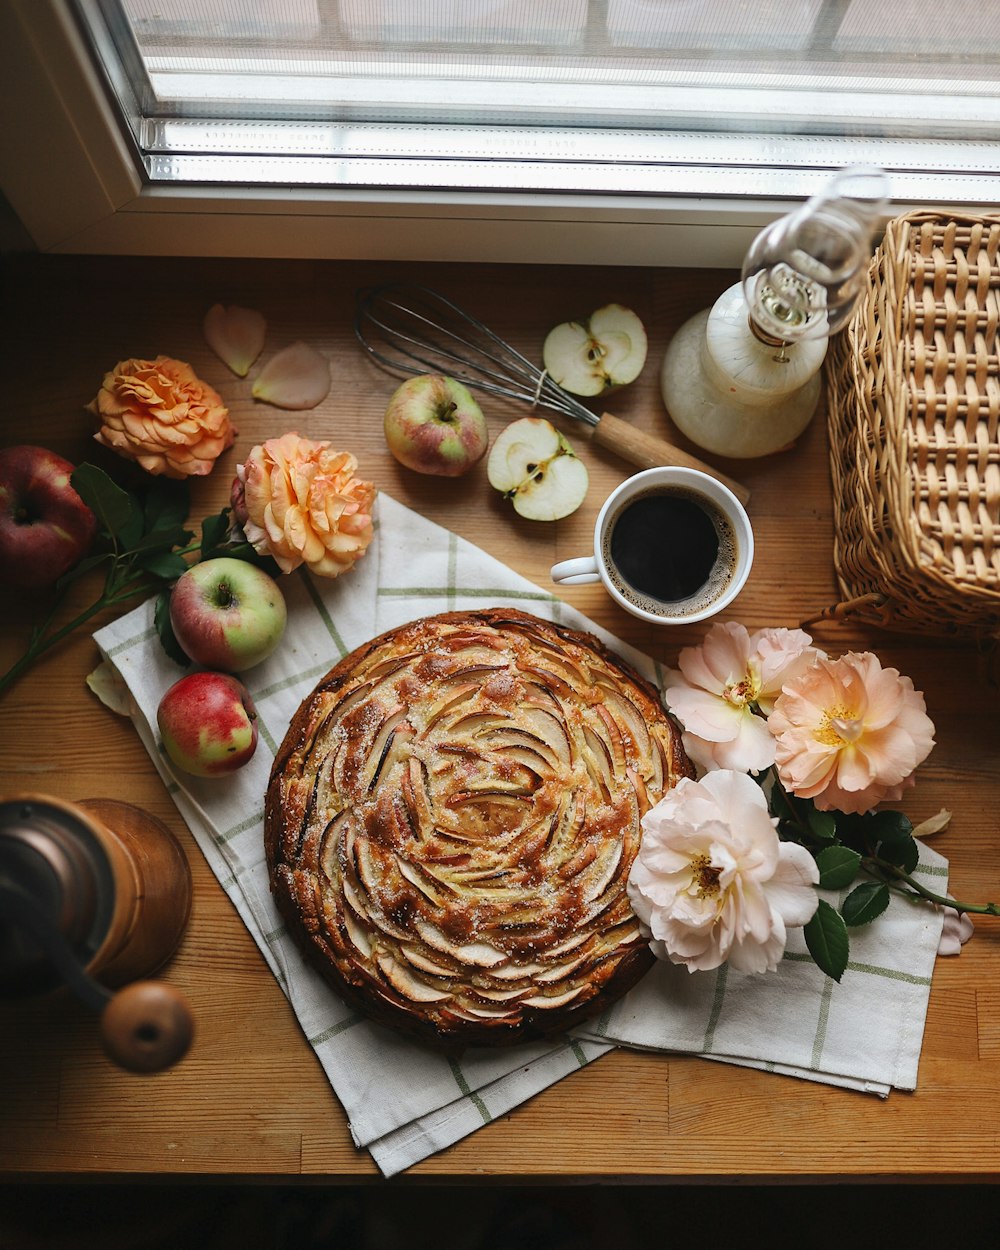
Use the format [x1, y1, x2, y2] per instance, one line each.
[354, 282, 750, 504]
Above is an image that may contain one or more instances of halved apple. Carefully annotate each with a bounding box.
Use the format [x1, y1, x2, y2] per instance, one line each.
[487, 416, 589, 521]
[542, 303, 647, 397]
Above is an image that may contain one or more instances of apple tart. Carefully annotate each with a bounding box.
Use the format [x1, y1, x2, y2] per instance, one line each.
[265, 608, 693, 1047]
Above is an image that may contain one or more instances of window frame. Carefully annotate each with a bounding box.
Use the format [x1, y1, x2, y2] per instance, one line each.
[3, 0, 998, 265]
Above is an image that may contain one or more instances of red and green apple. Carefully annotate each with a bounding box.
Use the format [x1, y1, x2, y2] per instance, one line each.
[383, 374, 488, 476]
[156, 671, 259, 777]
[169, 557, 287, 672]
[0, 444, 98, 588]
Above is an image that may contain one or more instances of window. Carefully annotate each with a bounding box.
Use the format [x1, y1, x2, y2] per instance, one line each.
[2, 1, 998, 262]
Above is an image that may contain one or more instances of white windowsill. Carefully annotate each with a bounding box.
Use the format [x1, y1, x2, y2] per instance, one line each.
[2, 1, 998, 265]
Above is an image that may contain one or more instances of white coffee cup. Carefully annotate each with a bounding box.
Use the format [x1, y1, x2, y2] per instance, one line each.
[550, 466, 753, 624]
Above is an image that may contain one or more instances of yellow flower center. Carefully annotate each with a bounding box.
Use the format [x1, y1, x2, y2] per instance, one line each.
[691, 853, 722, 899]
[723, 667, 760, 708]
[817, 704, 865, 746]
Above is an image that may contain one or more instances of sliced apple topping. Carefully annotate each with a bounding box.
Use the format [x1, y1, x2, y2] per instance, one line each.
[542, 303, 647, 397]
[487, 417, 589, 521]
[375, 952, 452, 1003]
[268, 608, 697, 1045]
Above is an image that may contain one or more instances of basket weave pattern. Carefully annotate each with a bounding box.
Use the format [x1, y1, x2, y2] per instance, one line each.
[825, 210, 1000, 634]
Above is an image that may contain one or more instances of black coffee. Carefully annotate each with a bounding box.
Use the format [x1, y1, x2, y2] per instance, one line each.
[604, 488, 737, 615]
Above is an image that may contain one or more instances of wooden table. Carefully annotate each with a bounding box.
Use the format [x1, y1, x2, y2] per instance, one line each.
[1, 254, 998, 1182]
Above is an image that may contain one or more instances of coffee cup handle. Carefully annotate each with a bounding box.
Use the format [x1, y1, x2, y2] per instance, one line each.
[551, 556, 600, 585]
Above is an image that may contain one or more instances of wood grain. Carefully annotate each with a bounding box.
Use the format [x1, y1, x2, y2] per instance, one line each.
[1, 253, 998, 1180]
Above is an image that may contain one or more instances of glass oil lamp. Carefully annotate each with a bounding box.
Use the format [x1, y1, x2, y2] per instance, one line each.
[660, 166, 890, 459]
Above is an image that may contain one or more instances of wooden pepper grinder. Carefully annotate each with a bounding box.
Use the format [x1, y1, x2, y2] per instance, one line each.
[0, 793, 194, 1072]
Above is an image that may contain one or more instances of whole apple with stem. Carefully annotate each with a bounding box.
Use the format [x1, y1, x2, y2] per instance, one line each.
[169, 557, 287, 672]
[0, 445, 98, 588]
[383, 374, 488, 476]
[157, 671, 259, 777]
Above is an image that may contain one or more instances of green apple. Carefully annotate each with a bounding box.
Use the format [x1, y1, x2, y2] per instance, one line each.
[487, 417, 589, 521]
[169, 557, 287, 672]
[157, 671, 258, 777]
[542, 304, 647, 397]
[383, 374, 488, 476]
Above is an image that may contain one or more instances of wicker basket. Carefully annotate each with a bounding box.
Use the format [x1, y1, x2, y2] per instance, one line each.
[823, 209, 1000, 636]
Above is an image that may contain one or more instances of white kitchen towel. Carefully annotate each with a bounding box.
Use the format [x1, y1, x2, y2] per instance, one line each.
[93, 493, 945, 1174]
[576, 846, 948, 1094]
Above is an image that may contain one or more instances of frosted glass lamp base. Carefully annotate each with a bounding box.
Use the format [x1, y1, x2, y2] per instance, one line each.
[660, 309, 824, 459]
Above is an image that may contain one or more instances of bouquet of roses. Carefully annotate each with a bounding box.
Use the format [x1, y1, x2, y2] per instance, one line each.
[628, 622, 999, 982]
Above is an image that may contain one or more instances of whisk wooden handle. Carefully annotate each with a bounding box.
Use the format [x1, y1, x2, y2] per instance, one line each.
[591, 412, 751, 506]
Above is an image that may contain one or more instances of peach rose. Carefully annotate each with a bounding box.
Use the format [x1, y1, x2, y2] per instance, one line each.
[231, 432, 376, 578]
[88, 355, 235, 479]
[769, 652, 936, 814]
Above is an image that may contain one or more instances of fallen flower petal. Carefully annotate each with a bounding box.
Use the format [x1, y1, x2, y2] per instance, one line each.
[937, 908, 974, 956]
[251, 341, 331, 409]
[203, 303, 267, 377]
[86, 660, 136, 717]
[912, 809, 952, 838]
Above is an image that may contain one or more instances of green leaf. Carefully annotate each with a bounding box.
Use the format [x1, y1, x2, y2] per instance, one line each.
[153, 589, 190, 667]
[841, 880, 891, 927]
[142, 478, 191, 536]
[129, 525, 194, 555]
[200, 508, 232, 557]
[874, 833, 920, 874]
[803, 899, 849, 982]
[768, 778, 797, 824]
[815, 844, 862, 890]
[71, 464, 144, 548]
[866, 810, 913, 844]
[807, 807, 838, 842]
[140, 551, 190, 581]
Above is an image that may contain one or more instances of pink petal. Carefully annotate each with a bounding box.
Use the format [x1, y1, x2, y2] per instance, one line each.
[766, 844, 820, 926]
[937, 910, 974, 956]
[203, 303, 267, 377]
[676, 621, 752, 693]
[252, 341, 331, 409]
[713, 713, 776, 774]
[667, 685, 747, 742]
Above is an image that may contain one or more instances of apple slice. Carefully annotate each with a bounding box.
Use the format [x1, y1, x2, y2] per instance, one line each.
[487, 417, 589, 521]
[542, 303, 647, 397]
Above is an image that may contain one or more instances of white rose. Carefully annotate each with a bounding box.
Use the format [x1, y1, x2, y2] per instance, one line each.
[628, 770, 819, 974]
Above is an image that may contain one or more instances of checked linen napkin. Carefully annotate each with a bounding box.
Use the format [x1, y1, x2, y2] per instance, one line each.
[93, 493, 947, 1174]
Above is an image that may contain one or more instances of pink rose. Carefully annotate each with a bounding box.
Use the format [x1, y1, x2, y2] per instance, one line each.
[664, 622, 823, 775]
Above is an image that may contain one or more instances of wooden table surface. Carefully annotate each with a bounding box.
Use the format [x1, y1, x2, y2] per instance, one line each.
[1, 253, 998, 1182]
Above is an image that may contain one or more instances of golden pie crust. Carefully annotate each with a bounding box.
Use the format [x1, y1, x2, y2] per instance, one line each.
[265, 609, 693, 1048]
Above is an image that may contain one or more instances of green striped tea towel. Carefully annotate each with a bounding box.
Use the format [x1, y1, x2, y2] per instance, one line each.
[93, 493, 945, 1174]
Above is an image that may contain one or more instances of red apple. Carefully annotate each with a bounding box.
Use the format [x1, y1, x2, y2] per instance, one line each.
[156, 671, 258, 777]
[383, 374, 488, 476]
[0, 445, 98, 588]
[169, 557, 287, 672]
